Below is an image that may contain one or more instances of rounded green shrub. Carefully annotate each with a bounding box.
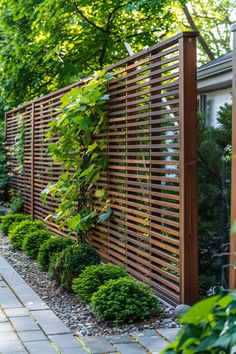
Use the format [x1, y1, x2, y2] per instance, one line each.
[72, 263, 127, 303]
[9, 220, 45, 250]
[91, 277, 161, 323]
[37, 236, 73, 271]
[48, 244, 100, 291]
[1, 214, 31, 236]
[22, 230, 51, 259]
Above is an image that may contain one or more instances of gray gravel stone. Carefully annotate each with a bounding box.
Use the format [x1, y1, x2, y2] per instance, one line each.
[174, 304, 190, 318]
[0, 234, 178, 336]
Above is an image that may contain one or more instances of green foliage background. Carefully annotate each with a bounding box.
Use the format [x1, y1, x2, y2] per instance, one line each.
[198, 103, 232, 292]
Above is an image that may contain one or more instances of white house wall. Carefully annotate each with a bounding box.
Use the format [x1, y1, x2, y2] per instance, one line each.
[205, 88, 232, 127]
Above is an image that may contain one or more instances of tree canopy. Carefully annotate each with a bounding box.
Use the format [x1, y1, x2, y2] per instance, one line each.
[0, 0, 235, 113]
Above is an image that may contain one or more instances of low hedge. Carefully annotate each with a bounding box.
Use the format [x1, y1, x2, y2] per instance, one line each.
[37, 236, 73, 271]
[1, 214, 31, 236]
[91, 277, 162, 323]
[72, 263, 127, 303]
[9, 220, 46, 250]
[22, 229, 51, 259]
[48, 244, 100, 291]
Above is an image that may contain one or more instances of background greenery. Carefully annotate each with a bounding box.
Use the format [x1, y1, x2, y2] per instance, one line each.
[0, 0, 234, 116]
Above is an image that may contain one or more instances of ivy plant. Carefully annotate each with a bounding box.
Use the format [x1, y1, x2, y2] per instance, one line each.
[9, 113, 25, 174]
[41, 70, 112, 242]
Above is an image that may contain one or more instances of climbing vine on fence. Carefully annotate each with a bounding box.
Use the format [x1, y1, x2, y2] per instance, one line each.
[9, 113, 25, 174]
[41, 70, 112, 242]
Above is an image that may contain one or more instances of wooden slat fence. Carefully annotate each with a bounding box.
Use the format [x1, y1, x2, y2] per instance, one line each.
[230, 24, 236, 287]
[5, 32, 198, 306]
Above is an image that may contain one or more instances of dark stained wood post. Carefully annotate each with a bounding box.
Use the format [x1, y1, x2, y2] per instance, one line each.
[230, 24, 236, 288]
[31, 102, 35, 219]
[179, 32, 198, 304]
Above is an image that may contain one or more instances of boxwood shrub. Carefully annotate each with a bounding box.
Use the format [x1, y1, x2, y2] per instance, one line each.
[22, 230, 51, 259]
[1, 214, 31, 236]
[91, 277, 162, 323]
[37, 236, 73, 271]
[163, 292, 236, 353]
[9, 220, 45, 250]
[72, 263, 127, 303]
[48, 244, 100, 291]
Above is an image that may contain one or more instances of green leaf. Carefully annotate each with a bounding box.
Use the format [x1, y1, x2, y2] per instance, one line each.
[95, 189, 105, 198]
[180, 295, 220, 325]
[98, 207, 112, 223]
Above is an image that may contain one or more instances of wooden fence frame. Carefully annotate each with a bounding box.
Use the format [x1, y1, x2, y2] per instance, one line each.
[230, 24, 236, 287]
[5, 32, 198, 306]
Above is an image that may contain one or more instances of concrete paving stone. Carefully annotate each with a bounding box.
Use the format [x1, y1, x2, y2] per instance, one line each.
[114, 343, 147, 354]
[10, 284, 49, 311]
[49, 333, 87, 351]
[0, 322, 13, 332]
[4, 308, 29, 318]
[0, 331, 19, 342]
[17, 330, 48, 342]
[2, 352, 27, 354]
[157, 328, 180, 342]
[0, 340, 25, 353]
[0, 311, 8, 323]
[82, 336, 116, 354]
[59, 349, 94, 354]
[10, 316, 40, 332]
[24, 341, 58, 353]
[31, 310, 71, 335]
[0, 287, 22, 309]
[0, 280, 7, 287]
[105, 334, 134, 344]
[131, 330, 169, 354]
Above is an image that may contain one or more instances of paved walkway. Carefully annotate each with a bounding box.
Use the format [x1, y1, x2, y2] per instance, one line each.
[0, 255, 178, 354]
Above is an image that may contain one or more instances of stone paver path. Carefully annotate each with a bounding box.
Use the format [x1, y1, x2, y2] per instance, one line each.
[0, 255, 179, 353]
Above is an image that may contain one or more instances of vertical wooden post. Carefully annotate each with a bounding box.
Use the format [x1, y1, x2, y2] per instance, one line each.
[230, 24, 236, 288]
[31, 102, 35, 219]
[179, 33, 198, 304]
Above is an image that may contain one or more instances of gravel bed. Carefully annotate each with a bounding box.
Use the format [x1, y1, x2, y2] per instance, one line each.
[0, 234, 180, 336]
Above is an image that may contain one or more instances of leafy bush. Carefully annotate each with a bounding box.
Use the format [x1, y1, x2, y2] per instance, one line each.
[163, 291, 236, 353]
[22, 229, 51, 259]
[6, 189, 24, 214]
[48, 244, 100, 290]
[72, 263, 127, 303]
[37, 236, 73, 271]
[91, 277, 161, 323]
[9, 220, 45, 250]
[0, 214, 31, 236]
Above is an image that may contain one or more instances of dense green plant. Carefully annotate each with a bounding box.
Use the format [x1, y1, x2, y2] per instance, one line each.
[0, 121, 8, 200]
[9, 114, 25, 174]
[5, 189, 24, 214]
[0, 0, 177, 111]
[91, 277, 162, 323]
[37, 235, 73, 271]
[162, 291, 236, 353]
[48, 244, 100, 290]
[0, 213, 31, 236]
[22, 229, 51, 259]
[72, 263, 127, 303]
[9, 220, 46, 250]
[198, 103, 232, 293]
[42, 71, 112, 242]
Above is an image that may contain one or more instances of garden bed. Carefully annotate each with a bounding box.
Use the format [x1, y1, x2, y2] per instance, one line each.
[0, 233, 179, 336]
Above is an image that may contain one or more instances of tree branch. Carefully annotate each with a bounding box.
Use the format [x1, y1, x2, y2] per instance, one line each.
[73, 2, 106, 33]
[183, 5, 215, 61]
